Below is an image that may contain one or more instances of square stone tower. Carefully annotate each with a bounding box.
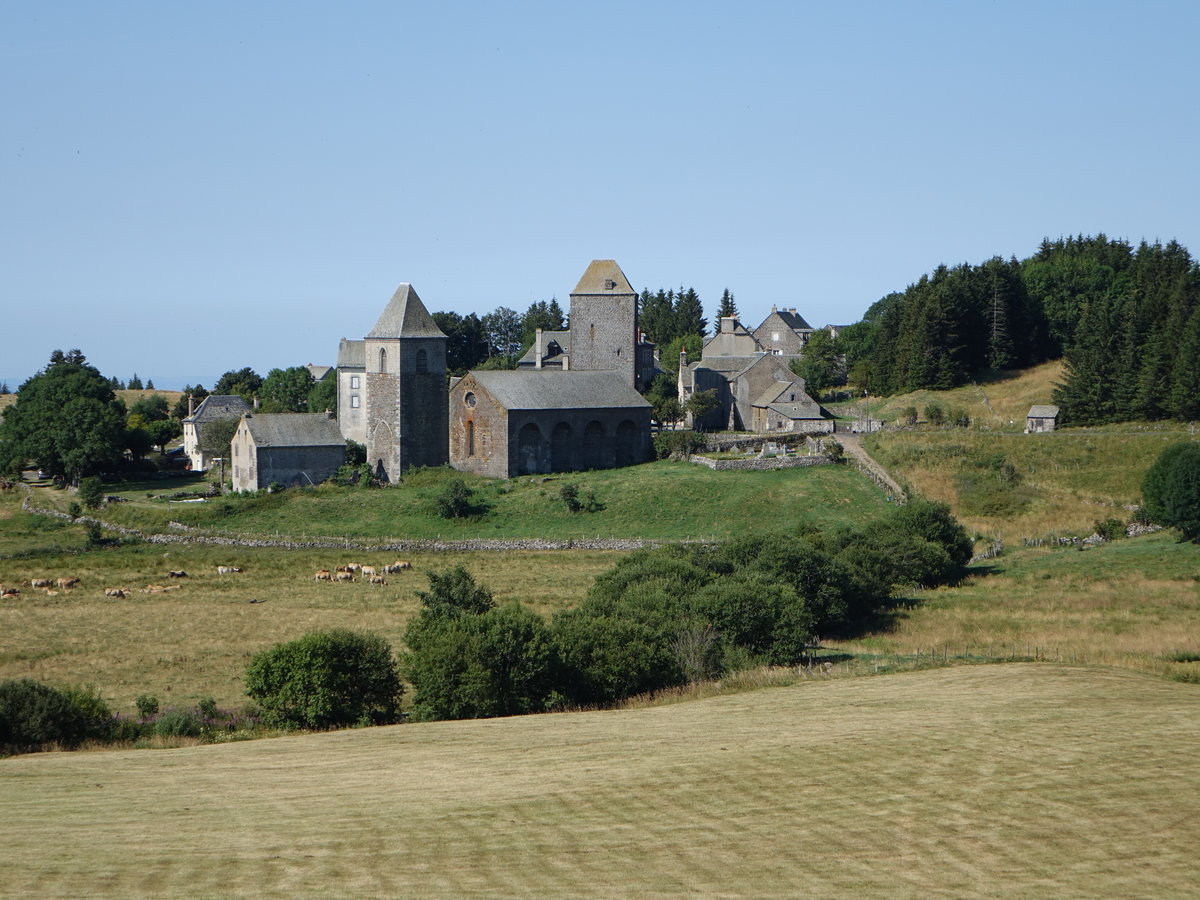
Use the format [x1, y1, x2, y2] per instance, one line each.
[363, 283, 448, 481]
[568, 259, 639, 389]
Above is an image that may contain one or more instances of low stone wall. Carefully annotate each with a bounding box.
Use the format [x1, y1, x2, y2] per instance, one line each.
[17, 496, 676, 553]
[689, 455, 833, 471]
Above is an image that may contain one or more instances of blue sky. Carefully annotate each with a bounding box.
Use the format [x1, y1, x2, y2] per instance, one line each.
[3, 1, 1198, 390]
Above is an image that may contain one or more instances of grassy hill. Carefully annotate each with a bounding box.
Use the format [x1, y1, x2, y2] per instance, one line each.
[33, 460, 893, 542]
[839, 360, 1200, 543]
[2, 664, 1197, 898]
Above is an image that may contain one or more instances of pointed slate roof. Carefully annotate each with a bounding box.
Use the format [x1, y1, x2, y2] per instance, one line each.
[367, 284, 446, 339]
[184, 395, 252, 424]
[572, 259, 634, 295]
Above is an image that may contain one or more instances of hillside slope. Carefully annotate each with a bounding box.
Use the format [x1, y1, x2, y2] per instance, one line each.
[2, 664, 1196, 898]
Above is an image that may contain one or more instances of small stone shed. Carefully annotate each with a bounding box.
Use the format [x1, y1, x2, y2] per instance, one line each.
[230, 412, 345, 492]
[449, 369, 652, 478]
[1025, 404, 1060, 433]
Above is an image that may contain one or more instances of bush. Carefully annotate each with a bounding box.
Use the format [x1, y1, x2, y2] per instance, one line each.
[1142, 442, 1200, 541]
[154, 708, 203, 738]
[0, 679, 113, 754]
[136, 694, 160, 719]
[67, 501, 82, 520]
[902, 406, 918, 426]
[560, 483, 603, 513]
[84, 521, 103, 549]
[433, 477, 487, 519]
[78, 476, 104, 509]
[924, 403, 946, 426]
[245, 629, 404, 729]
[652, 430, 705, 460]
[1093, 518, 1127, 542]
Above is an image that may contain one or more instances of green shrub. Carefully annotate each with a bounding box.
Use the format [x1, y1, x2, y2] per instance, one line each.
[652, 430, 705, 460]
[1093, 518, 1127, 541]
[924, 402, 946, 426]
[136, 694, 160, 720]
[433, 477, 487, 519]
[0, 678, 111, 754]
[78, 476, 105, 510]
[1141, 442, 1200, 541]
[67, 501, 82, 520]
[902, 406, 918, 426]
[154, 708, 203, 738]
[84, 521, 103, 549]
[560, 483, 603, 513]
[245, 629, 404, 729]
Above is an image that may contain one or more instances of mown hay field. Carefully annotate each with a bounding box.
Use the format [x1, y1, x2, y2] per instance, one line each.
[2, 664, 1197, 898]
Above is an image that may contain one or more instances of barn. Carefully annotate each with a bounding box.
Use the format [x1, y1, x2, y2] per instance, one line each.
[230, 412, 345, 492]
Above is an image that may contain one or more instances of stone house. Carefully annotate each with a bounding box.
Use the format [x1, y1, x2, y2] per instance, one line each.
[230, 412, 345, 493]
[753, 306, 814, 356]
[679, 316, 831, 434]
[1025, 405, 1060, 433]
[182, 394, 252, 472]
[449, 369, 652, 478]
[335, 338, 367, 445]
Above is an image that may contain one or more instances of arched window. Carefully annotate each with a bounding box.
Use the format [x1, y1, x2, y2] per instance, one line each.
[466, 420, 475, 457]
[416, 348, 428, 373]
[378, 348, 387, 373]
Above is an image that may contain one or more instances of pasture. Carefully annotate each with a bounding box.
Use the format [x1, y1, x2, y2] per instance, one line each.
[2, 664, 1197, 898]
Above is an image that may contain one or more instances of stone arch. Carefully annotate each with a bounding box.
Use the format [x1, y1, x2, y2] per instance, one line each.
[550, 421, 574, 472]
[615, 419, 639, 468]
[583, 420, 609, 470]
[516, 422, 548, 475]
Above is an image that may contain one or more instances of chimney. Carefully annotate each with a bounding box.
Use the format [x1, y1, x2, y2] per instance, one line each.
[771, 304, 777, 313]
[253, 396, 260, 410]
[535, 328, 543, 369]
[679, 349, 688, 370]
[721, 316, 736, 333]
[187, 393, 195, 417]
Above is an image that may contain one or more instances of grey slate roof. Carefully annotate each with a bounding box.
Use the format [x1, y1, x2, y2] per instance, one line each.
[185, 395, 252, 424]
[306, 364, 333, 382]
[1028, 405, 1060, 418]
[695, 355, 762, 374]
[766, 401, 825, 420]
[243, 413, 344, 448]
[572, 259, 634, 295]
[775, 309, 813, 331]
[468, 370, 650, 411]
[337, 339, 365, 367]
[367, 284, 446, 339]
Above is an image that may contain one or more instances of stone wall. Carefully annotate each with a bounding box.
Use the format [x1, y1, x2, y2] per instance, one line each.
[689, 455, 834, 471]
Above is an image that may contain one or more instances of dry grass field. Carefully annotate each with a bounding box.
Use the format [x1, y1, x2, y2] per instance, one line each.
[0, 540, 620, 712]
[2, 664, 1197, 898]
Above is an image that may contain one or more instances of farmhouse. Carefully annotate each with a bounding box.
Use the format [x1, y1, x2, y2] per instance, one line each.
[449, 369, 652, 477]
[230, 412, 345, 492]
[679, 317, 832, 434]
[182, 394, 252, 471]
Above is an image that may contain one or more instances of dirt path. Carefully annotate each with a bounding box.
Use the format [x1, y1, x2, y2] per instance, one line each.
[835, 433, 906, 498]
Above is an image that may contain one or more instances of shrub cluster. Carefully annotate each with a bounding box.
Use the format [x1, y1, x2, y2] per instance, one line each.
[1142, 442, 1200, 542]
[0, 680, 114, 755]
[401, 500, 972, 720]
[652, 430, 705, 460]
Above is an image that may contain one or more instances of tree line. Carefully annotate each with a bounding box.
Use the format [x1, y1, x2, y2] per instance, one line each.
[838, 235, 1200, 424]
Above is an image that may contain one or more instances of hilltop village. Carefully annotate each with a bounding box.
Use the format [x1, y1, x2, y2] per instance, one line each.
[192, 260, 835, 491]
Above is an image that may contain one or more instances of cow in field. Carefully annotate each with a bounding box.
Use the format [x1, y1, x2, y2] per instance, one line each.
[360, 565, 377, 578]
[382, 561, 411, 574]
[105, 588, 129, 599]
[31, 578, 52, 588]
[217, 566, 243, 575]
[57, 577, 80, 589]
[166, 570, 188, 578]
[314, 569, 333, 581]
[335, 571, 354, 582]
[1, 586, 19, 597]
[368, 574, 386, 585]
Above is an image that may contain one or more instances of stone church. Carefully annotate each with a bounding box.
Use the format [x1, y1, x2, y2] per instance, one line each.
[337, 259, 653, 480]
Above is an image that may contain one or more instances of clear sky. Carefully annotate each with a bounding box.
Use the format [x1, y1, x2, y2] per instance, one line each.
[3, 1, 1198, 390]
